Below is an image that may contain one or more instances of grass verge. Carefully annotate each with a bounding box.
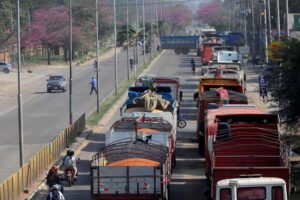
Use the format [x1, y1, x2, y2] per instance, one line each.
[23, 47, 111, 66]
[86, 52, 160, 127]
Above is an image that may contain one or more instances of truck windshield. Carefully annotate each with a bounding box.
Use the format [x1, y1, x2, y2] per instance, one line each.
[237, 187, 266, 200]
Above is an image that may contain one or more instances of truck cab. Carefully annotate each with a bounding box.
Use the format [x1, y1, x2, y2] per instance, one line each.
[216, 177, 288, 200]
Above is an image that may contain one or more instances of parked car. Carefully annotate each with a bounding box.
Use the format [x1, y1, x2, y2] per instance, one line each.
[47, 75, 66, 93]
[0, 61, 12, 73]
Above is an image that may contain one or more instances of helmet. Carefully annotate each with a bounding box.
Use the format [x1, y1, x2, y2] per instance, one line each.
[67, 149, 72, 156]
[52, 184, 59, 190]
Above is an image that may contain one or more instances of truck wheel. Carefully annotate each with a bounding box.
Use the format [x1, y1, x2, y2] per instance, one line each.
[174, 49, 180, 55]
[47, 89, 51, 93]
[182, 49, 189, 55]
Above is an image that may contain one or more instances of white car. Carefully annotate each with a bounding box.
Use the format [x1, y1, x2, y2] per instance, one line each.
[0, 61, 12, 73]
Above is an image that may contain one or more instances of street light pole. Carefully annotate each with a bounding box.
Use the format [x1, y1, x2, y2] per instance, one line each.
[276, 0, 281, 38]
[263, 0, 269, 63]
[267, 0, 272, 43]
[69, 0, 73, 125]
[142, 0, 146, 65]
[251, 0, 256, 62]
[136, 0, 139, 75]
[16, 0, 24, 189]
[285, 0, 289, 37]
[114, 0, 118, 94]
[95, 0, 100, 113]
[126, 0, 130, 80]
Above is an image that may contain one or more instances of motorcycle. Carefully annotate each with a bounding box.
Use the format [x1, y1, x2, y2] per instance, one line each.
[64, 167, 76, 187]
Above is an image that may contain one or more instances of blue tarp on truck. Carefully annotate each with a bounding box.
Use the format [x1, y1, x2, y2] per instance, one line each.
[160, 36, 200, 55]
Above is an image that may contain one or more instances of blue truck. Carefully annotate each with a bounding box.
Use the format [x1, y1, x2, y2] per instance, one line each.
[160, 36, 201, 55]
[226, 32, 245, 46]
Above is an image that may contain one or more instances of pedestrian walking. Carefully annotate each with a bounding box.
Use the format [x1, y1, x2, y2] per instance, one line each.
[190, 58, 195, 75]
[89, 77, 97, 95]
[129, 57, 134, 71]
[93, 60, 98, 72]
[258, 74, 268, 102]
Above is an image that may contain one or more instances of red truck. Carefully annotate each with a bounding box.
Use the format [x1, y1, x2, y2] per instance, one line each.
[201, 42, 222, 66]
[195, 78, 247, 155]
[204, 105, 290, 199]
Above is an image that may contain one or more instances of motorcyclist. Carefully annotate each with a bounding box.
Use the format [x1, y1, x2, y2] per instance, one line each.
[62, 150, 78, 179]
[46, 165, 64, 193]
[47, 184, 65, 200]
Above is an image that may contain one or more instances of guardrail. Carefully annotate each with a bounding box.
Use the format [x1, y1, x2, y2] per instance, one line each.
[0, 113, 85, 200]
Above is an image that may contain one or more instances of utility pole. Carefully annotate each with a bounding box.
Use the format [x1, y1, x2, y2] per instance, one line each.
[285, 0, 289, 37]
[267, 0, 272, 43]
[142, 0, 146, 65]
[69, 0, 73, 125]
[243, 0, 248, 46]
[150, 0, 153, 58]
[251, 0, 256, 62]
[16, 0, 24, 191]
[135, 0, 139, 75]
[263, 0, 269, 62]
[114, 0, 118, 94]
[126, 0, 130, 80]
[276, 0, 281, 38]
[95, 0, 100, 113]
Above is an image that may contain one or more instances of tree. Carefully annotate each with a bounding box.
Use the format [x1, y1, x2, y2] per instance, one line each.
[269, 38, 300, 133]
[168, 4, 192, 35]
[24, 6, 83, 64]
[197, 1, 230, 32]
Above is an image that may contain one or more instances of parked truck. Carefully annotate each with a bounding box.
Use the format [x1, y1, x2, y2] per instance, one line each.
[135, 76, 181, 102]
[204, 105, 290, 199]
[194, 78, 247, 155]
[90, 117, 171, 200]
[160, 36, 200, 55]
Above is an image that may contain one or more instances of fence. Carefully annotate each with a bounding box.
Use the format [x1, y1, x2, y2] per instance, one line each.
[0, 114, 85, 200]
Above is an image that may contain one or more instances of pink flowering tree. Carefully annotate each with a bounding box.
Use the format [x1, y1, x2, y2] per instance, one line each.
[197, 1, 230, 32]
[23, 6, 83, 65]
[168, 4, 192, 34]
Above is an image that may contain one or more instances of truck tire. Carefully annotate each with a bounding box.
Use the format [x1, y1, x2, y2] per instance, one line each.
[182, 49, 189, 55]
[174, 49, 181, 55]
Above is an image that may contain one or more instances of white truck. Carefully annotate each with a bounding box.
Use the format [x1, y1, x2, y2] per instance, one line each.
[215, 177, 288, 200]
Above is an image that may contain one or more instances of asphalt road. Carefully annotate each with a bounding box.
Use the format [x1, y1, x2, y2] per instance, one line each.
[31, 50, 207, 200]
[0, 47, 149, 182]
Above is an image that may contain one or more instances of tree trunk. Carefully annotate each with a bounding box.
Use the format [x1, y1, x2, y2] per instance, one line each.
[47, 47, 51, 65]
[63, 48, 68, 62]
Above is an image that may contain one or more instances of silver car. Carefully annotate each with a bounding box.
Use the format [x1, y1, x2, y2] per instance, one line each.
[47, 75, 67, 93]
[0, 61, 12, 73]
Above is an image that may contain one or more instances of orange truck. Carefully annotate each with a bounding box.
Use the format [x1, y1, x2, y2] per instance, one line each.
[194, 78, 247, 155]
[201, 42, 222, 66]
[204, 105, 290, 199]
